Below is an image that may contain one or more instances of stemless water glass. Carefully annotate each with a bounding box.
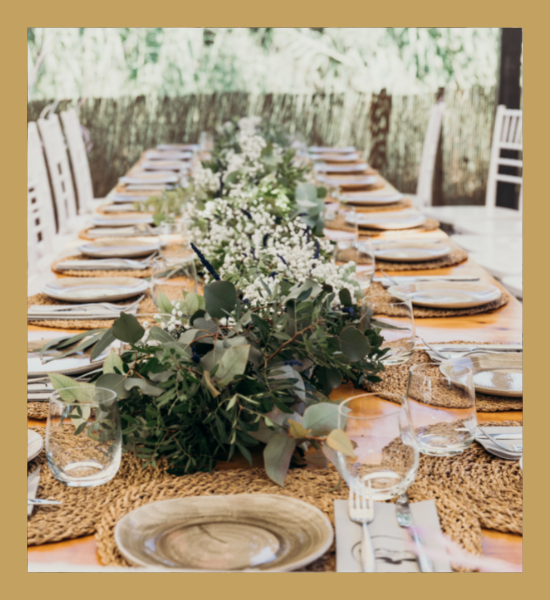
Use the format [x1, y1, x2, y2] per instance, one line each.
[325, 204, 359, 265]
[151, 256, 198, 307]
[406, 363, 477, 456]
[159, 217, 188, 260]
[361, 299, 415, 365]
[354, 237, 376, 291]
[46, 387, 121, 487]
[336, 394, 419, 501]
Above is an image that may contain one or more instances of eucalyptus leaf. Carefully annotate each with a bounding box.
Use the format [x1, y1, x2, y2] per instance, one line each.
[156, 291, 174, 314]
[339, 326, 370, 362]
[263, 433, 296, 487]
[204, 280, 237, 319]
[91, 329, 116, 361]
[326, 428, 355, 458]
[103, 351, 124, 374]
[124, 377, 164, 397]
[95, 373, 129, 399]
[302, 403, 340, 437]
[112, 313, 145, 345]
[48, 373, 95, 403]
[214, 345, 250, 387]
[148, 326, 176, 344]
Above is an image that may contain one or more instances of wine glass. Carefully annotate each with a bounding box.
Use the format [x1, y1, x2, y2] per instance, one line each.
[336, 393, 419, 501]
[325, 204, 358, 265]
[354, 237, 376, 291]
[406, 363, 477, 456]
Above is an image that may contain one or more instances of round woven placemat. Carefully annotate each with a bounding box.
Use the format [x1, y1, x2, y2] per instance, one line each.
[325, 214, 439, 236]
[51, 255, 152, 279]
[362, 345, 522, 412]
[27, 420, 521, 571]
[27, 285, 194, 330]
[79, 228, 157, 241]
[365, 281, 510, 317]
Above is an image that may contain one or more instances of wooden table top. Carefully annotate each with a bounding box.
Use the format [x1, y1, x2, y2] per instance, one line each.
[28, 159, 522, 570]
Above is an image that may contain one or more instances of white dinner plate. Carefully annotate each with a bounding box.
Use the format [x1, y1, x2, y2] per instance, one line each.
[317, 175, 378, 188]
[147, 150, 194, 160]
[28, 337, 114, 377]
[115, 495, 333, 572]
[348, 212, 427, 230]
[124, 184, 172, 191]
[42, 277, 149, 302]
[310, 153, 360, 162]
[108, 193, 150, 203]
[79, 238, 160, 258]
[374, 241, 452, 262]
[339, 192, 403, 205]
[314, 163, 369, 174]
[441, 353, 523, 397]
[142, 161, 190, 171]
[388, 281, 502, 308]
[28, 430, 43, 462]
[157, 144, 198, 151]
[309, 146, 355, 154]
[120, 171, 179, 185]
[91, 215, 154, 227]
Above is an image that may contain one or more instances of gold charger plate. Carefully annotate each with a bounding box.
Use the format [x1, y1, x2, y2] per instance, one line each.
[115, 494, 334, 572]
[389, 281, 502, 308]
[441, 353, 523, 398]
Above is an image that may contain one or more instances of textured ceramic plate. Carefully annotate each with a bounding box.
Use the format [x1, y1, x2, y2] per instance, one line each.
[157, 144, 198, 151]
[349, 212, 426, 230]
[120, 171, 179, 185]
[91, 215, 154, 227]
[124, 184, 171, 191]
[309, 145, 355, 154]
[102, 204, 138, 213]
[374, 242, 451, 262]
[310, 152, 359, 162]
[389, 281, 502, 308]
[79, 238, 160, 258]
[314, 163, 369, 174]
[142, 161, 190, 171]
[42, 277, 149, 302]
[28, 430, 43, 462]
[441, 353, 522, 397]
[115, 495, 333, 572]
[340, 192, 403, 205]
[27, 337, 112, 376]
[318, 175, 378, 188]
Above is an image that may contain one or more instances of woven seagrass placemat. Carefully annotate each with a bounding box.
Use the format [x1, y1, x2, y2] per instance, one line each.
[51, 255, 152, 279]
[27, 421, 521, 571]
[325, 215, 440, 237]
[362, 345, 522, 412]
[365, 281, 510, 317]
[79, 228, 157, 241]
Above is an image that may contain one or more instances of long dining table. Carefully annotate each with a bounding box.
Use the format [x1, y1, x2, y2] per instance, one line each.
[28, 152, 523, 569]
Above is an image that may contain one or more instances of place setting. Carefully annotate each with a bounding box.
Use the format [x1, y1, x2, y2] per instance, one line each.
[119, 170, 181, 186]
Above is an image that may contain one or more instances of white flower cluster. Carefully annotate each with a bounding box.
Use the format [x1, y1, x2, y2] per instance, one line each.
[192, 163, 220, 194]
[185, 191, 358, 307]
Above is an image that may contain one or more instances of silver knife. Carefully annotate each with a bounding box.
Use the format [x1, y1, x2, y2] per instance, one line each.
[395, 494, 434, 572]
[28, 499, 62, 506]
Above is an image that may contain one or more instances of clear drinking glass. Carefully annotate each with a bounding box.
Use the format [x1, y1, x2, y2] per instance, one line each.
[361, 299, 415, 365]
[46, 387, 121, 487]
[354, 237, 376, 291]
[151, 256, 198, 307]
[336, 393, 419, 501]
[159, 217, 189, 260]
[406, 363, 477, 456]
[325, 204, 358, 265]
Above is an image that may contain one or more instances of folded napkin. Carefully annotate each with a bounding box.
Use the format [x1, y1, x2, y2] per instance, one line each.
[28, 304, 137, 319]
[28, 475, 40, 518]
[474, 426, 522, 460]
[56, 259, 148, 271]
[334, 499, 452, 572]
[424, 344, 523, 362]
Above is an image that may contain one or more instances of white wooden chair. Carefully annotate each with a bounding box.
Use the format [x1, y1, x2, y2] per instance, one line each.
[408, 101, 445, 209]
[37, 115, 88, 234]
[27, 122, 56, 279]
[422, 105, 523, 226]
[60, 108, 105, 213]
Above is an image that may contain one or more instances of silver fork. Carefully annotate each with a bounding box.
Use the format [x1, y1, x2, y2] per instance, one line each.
[348, 478, 376, 572]
[28, 465, 41, 484]
[477, 427, 523, 454]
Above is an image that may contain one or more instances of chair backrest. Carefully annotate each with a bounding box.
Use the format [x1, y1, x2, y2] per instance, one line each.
[485, 105, 523, 210]
[37, 114, 78, 233]
[61, 108, 95, 214]
[415, 101, 445, 208]
[28, 122, 56, 276]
